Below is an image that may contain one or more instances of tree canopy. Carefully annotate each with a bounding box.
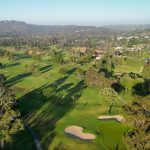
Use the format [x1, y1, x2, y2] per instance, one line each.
[0, 75, 23, 149]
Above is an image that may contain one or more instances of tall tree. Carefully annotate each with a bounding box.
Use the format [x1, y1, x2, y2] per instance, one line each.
[84, 67, 113, 88]
[0, 75, 23, 149]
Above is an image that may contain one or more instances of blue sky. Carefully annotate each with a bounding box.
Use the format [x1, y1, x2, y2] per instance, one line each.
[0, 0, 150, 25]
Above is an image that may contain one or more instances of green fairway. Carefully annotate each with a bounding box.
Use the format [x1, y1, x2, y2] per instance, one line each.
[114, 57, 144, 74]
[0, 54, 128, 150]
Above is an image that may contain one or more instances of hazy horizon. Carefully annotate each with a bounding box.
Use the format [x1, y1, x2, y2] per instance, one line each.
[0, 0, 150, 26]
[1, 19, 150, 27]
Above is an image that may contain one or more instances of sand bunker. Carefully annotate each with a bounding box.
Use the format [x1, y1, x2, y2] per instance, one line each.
[64, 126, 96, 140]
[97, 115, 124, 122]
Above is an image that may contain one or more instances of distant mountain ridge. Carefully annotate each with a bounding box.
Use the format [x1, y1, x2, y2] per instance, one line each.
[0, 20, 150, 36]
[0, 20, 97, 36]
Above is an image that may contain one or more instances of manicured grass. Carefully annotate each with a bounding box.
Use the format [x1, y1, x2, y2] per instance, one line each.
[115, 65, 143, 74]
[51, 108, 127, 150]
[0, 55, 128, 150]
[114, 57, 144, 74]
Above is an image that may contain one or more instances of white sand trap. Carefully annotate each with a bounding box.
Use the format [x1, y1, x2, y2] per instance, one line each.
[97, 115, 124, 122]
[64, 126, 96, 140]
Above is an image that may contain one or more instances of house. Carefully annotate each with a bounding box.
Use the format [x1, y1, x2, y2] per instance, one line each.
[27, 49, 34, 55]
[117, 37, 124, 40]
[72, 47, 88, 57]
[93, 49, 106, 60]
[72, 47, 88, 53]
[115, 47, 123, 51]
[114, 50, 124, 57]
[27, 48, 43, 56]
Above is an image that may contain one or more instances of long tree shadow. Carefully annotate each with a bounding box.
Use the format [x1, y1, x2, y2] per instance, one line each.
[6, 129, 36, 150]
[15, 53, 32, 59]
[19, 75, 86, 150]
[7, 72, 31, 86]
[5, 62, 20, 68]
[55, 83, 74, 93]
[40, 64, 53, 73]
[19, 76, 69, 116]
[67, 67, 76, 75]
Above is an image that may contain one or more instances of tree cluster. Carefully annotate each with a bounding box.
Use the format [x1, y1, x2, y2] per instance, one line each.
[84, 67, 113, 88]
[0, 74, 23, 149]
[123, 96, 150, 150]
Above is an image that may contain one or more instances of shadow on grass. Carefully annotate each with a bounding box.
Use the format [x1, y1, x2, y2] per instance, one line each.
[40, 64, 53, 73]
[15, 53, 32, 60]
[111, 82, 125, 93]
[7, 72, 31, 86]
[67, 67, 76, 75]
[6, 129, 36, 150]
[19, 75, 86, 150]
[5, 62, 21, 68]
[56, 83, 74, 93]
[132, 79, 150, 96]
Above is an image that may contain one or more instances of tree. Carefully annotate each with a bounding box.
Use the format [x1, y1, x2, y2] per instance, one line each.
[0, 49, 4, 56]
[25, 63, 40, 76]
[70, 55, 76, 63]
[3, 51, 10, 57]
[84, 67, 113, 88]
[78, 55, 92, 65]
[7, 53, 18, 61]
[75, 67, 85, 80]
[123, 96, 150, 150]
[0, 62, 3, 68]
[59, 67, 67, 76]
[33, 67, 40, 76]
[99, 88, 123, 114]
[42, 87, 55, 98]
[55, 52, 64, 64]
[0, 75, 23, 149]
[0, 74, 6, 85]
[33, 55, 42, 62]
[99, 56, 115, 78]
[142, 64, 150, 80]
[120, 73, 143, 92]
[134, 64, 150, 96]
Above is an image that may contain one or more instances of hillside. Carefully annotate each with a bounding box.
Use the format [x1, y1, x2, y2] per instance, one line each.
[1, 20, 150, 37]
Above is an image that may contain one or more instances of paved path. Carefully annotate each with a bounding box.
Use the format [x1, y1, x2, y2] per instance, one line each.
[25, 124, 43, 150]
